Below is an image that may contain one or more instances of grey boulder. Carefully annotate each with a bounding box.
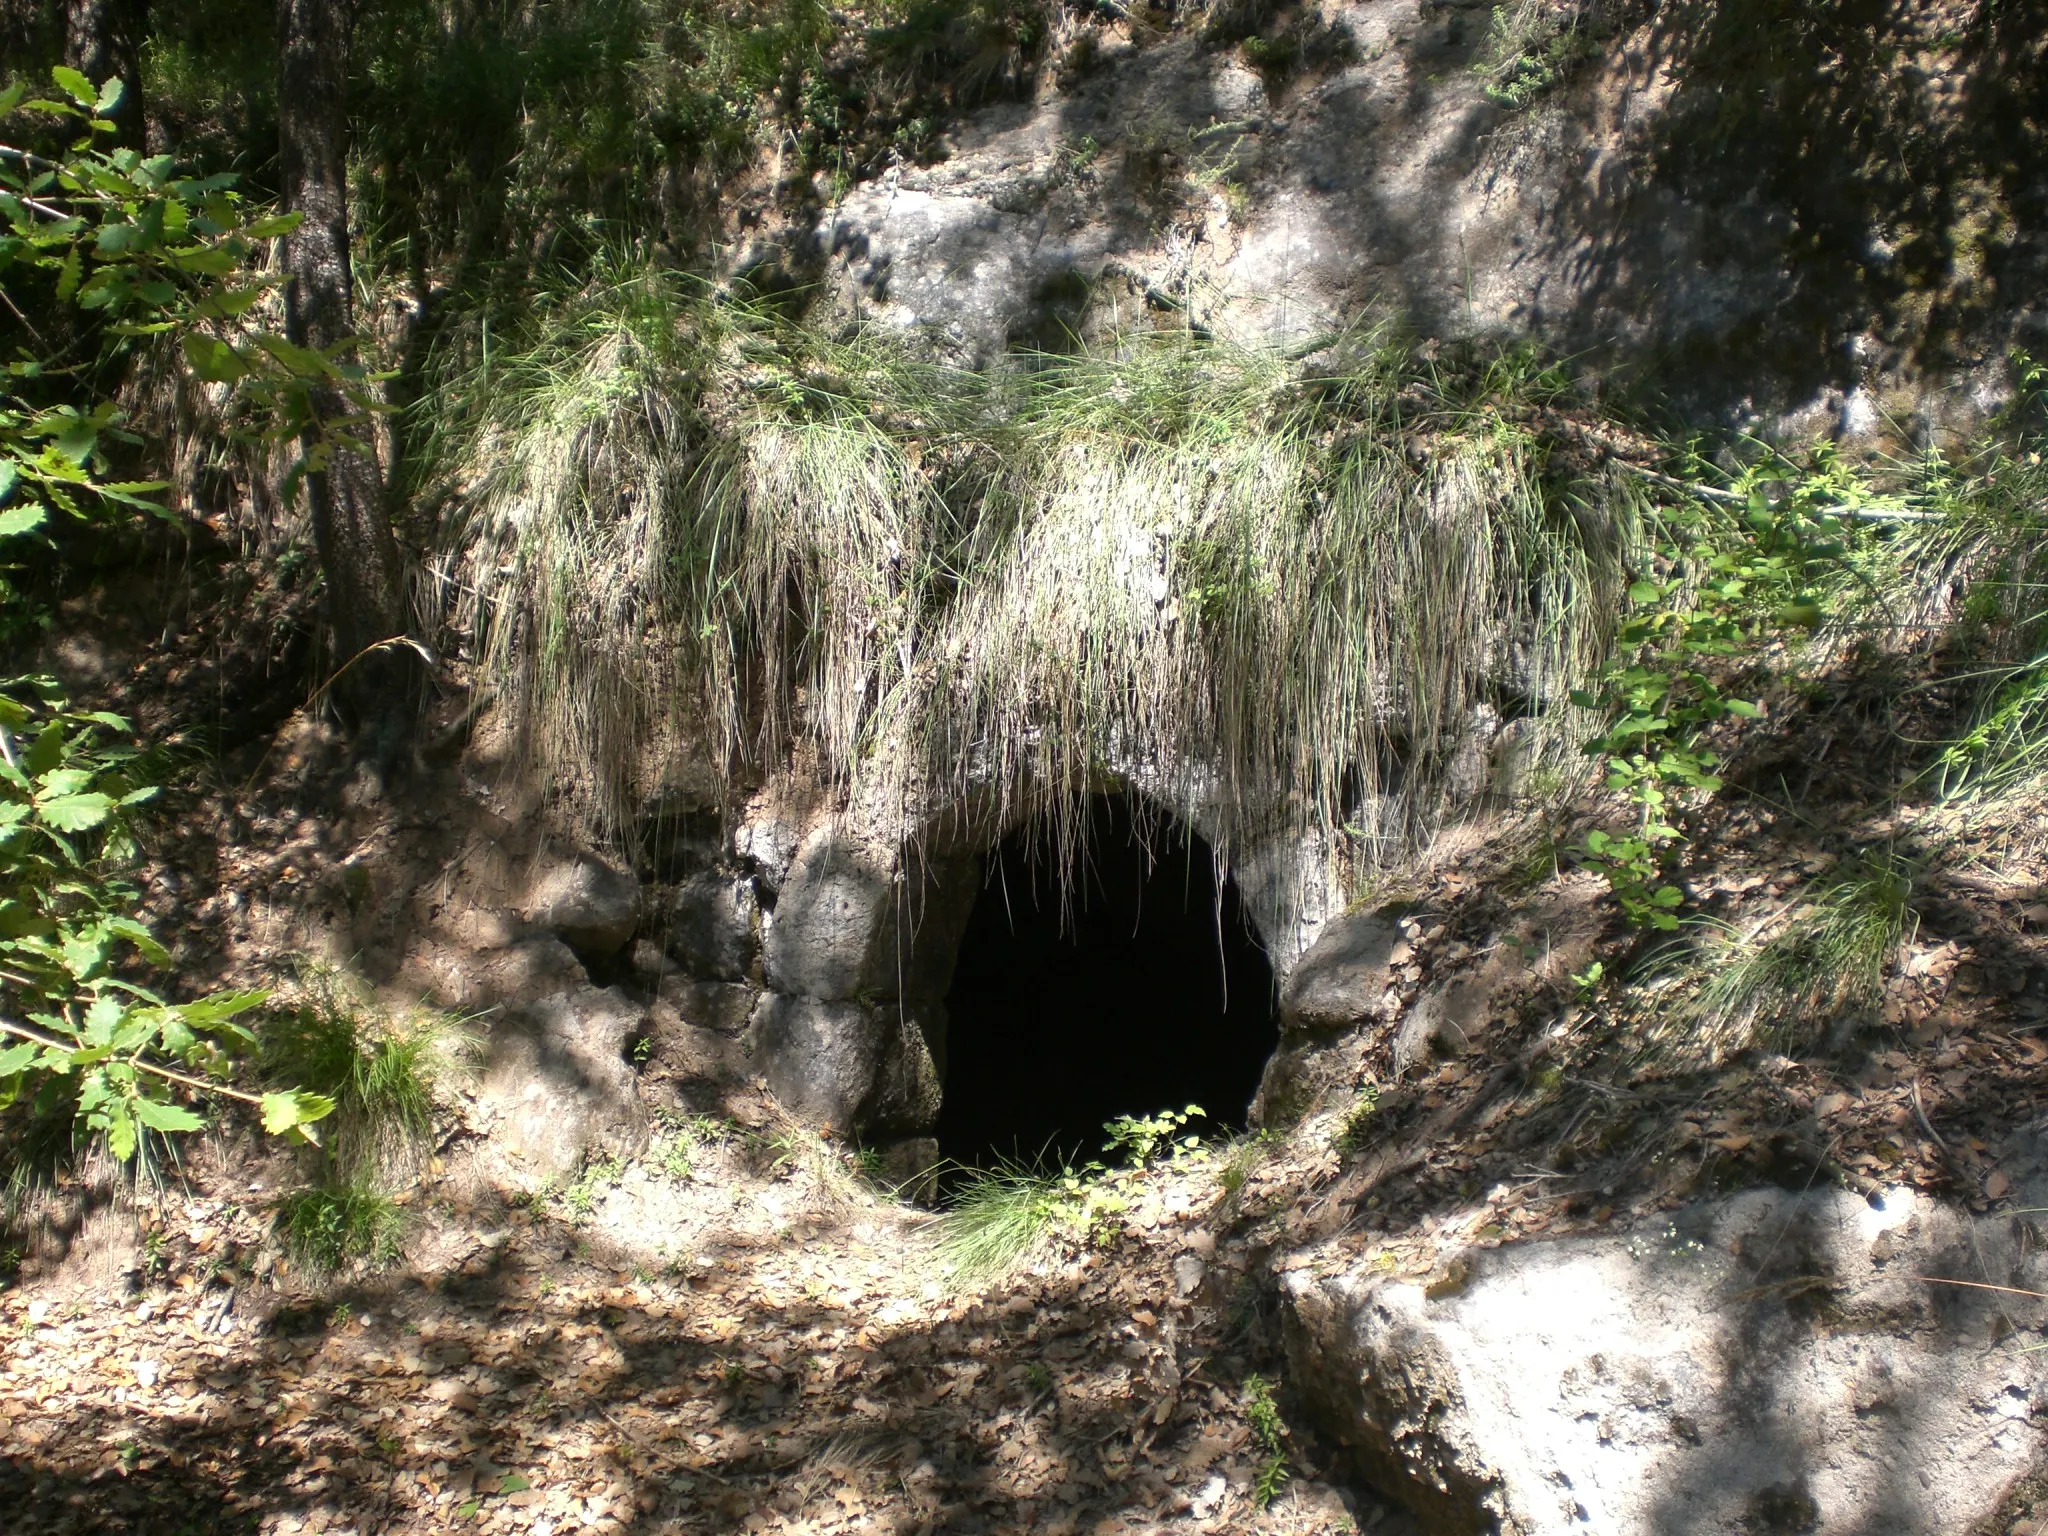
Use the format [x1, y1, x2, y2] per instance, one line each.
[472, 984, 648, 1177]
[1281, 910, 1402, 1032]
[1284, 1183, 2045, 1534]
[520, 852, 640, 956]
[762, 829, 896, 1002]
[748, 994, 940, 1136]
[666, 872, 761, 981]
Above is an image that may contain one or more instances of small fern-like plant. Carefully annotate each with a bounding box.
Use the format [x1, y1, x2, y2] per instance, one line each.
[1244, 1373, 1291, 1509]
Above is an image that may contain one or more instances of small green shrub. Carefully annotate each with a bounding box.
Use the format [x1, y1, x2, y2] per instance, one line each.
[276, 1175, 406, 1272]
[1244, 1373, 1291, 1509]
[1474, 1, 1594, 109]
[562, 1152, 625, 1218]
[1103, 1103, 1207, 1167]
[658, 1128, 695, 1181]
[1334, 1085, 1381, 1154]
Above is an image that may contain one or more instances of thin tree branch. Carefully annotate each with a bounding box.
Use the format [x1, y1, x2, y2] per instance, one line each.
[1916, 1276, 2044, 1300]
[0, 1014, 269, 1106]
[0, 143, 60, 171]
[1630, 465, 1947, 522]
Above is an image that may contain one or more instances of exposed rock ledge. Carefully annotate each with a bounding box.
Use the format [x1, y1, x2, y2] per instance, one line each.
[1283, 1178, 2045, 1534]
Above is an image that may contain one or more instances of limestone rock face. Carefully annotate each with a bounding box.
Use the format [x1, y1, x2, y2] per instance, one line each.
[1283, 1185, 2045, 1534]
[666, 872, 761, 981]
[520, 852, 640, 957]
[801, 0, 2029, 431]
[472, 984, 648, 1178]
[763, 829, 898, 1002]
[655, 975, 760, 1037]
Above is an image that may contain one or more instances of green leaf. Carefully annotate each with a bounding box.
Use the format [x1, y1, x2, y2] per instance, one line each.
[181, 333, 250, 384]
[1724, 699, 1763, 718]
[107, 1106, 137, 1161]
[83, 993, 124, 1044]
[1627, 579, 1664, 606]
[0, 1042, 38, 1075]
[95, 76, 126, 115]
[0, 503, 46, 539]
[497, 1474, 531, 1495]
[177, 988, 268, 1025]
[105, 915, 168, 964]
[55, 245, 81, 301]
[53, 419, 97, 466]
[250, 331, 337, 377]
[132, 1096, 204, 1134]
[167, 241, 238, 277]
[23, 721, 65, 777]
[37, 791, 113, 831]
[260, 1089, 335, 1138]
[244, 212, 303, 239]
[50, 67, 95, 108]
[38, 767, 95, 797]
[59, 926, 111, 980]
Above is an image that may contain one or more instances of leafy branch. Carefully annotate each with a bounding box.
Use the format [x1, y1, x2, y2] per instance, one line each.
[1575, 450, 1858, 927]
[0, 69, 344, 1159]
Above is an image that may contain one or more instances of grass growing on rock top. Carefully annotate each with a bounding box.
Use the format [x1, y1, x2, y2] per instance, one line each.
[431, 271, 1632, 883]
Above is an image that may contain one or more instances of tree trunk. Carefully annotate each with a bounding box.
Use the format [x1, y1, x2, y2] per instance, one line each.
[62, 0, 145, 150]
[275, 0, 411, 728]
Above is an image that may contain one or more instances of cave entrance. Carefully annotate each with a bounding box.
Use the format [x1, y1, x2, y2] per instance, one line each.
[935, 796, 1276, 1170]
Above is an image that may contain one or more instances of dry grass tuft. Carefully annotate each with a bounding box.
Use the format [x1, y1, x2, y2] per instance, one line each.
[428, 272, 1636, 883]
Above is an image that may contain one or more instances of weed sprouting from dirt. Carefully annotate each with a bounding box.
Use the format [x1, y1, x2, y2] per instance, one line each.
[1243, 1372, 1291, 1508]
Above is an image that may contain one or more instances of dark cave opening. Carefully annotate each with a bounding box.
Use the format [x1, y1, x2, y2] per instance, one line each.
[935, 796, 1277, 1171]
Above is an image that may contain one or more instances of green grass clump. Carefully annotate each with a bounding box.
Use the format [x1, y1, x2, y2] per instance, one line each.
[1333, 1084, 1381, 1154]
[275, 1174, 407, 1273]
[262, 969, 471, 1171]
[935, 1155, 1069, 1279]
[260, 969, 475, 1274]
[1690, 855, 1915, 1054]
[1217, 1127, 1279, 1202]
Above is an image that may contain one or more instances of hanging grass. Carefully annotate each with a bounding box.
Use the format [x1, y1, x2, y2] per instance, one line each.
[428, 269, 1636, 882]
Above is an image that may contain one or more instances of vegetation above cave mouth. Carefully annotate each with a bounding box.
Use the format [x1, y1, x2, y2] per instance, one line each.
[429, 266, 2048, 901]
[434, 269, 1638, 860]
